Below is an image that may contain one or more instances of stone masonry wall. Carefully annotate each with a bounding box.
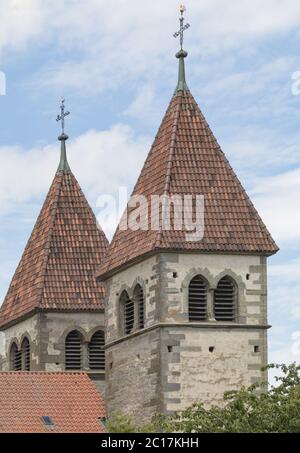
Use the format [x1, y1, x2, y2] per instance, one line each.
[2, 312, 105, 387]
[105, 252, 269, 421]
[106, 328, 161, 424]
[160, 326, 267, 413]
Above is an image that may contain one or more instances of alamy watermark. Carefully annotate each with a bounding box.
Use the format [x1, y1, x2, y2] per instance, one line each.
[96, 187, 205, 242]
[0, 71, 6, 95]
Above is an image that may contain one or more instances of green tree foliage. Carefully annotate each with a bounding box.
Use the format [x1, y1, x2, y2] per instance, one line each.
[107, 364, 300, 433]
[107, 411, 156, 433]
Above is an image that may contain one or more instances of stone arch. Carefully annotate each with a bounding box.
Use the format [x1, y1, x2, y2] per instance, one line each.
[61, 325, 88, 344]
[131, 277, 146, 296]
[20, 331, 32, 347]
[213, 269, 246, 322]
[87, 325, 106, 343]
[213, 273, 240, 322]
[88, 330, 105, 371]
[9, 341, 21, 371]
[64, 329, 84, 371]
[21, 336, 31, 371]
[8, 337, 20, 353]
[182, 268, 214, 320]
[188, 275, 209, 321]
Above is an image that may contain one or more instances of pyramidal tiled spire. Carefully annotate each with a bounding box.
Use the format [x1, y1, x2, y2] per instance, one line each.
[97, 16, 278, 279]
[0, 100, 109, 329]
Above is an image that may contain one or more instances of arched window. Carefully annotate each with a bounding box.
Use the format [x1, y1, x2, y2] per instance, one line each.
[88, 331, 105, 370]
[120, 291, 134, 335]
[188, 275, 208, 321]
[10, 343, 21, 371]
[214, 276, 237, 321]
[134, 284, 145, 329]
[21, 337, 30, 371]
[65, 330, 82, 370]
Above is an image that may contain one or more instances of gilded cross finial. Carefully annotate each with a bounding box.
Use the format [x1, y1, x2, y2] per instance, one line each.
[56, 97, 71, 173]
[56, 97, 70, 137]
[173, 5, 190, 50]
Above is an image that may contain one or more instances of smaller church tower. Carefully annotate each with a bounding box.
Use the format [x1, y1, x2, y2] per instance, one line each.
[0, 99, 108, 392]
[97, 8, 279, 424]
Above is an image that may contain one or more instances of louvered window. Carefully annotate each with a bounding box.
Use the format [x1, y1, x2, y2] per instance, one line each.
[10, 343, 22, 371]
[21, 337, 30, 371]
[88, 331, 105, 370]
[121, 291, 134, 335]
[188, 275, 208, 321]
[65, 331, 82, 370]
[214, 276, 236, 321]
[134, 285, 145, 329]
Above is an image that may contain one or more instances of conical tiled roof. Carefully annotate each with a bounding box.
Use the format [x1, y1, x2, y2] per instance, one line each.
[0, 165, 109, 329]
[97, 59, 278, 278]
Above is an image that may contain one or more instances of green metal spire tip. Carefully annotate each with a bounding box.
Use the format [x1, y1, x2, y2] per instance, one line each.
[175, 49, 189, 93]
[57, 133, 71, 174]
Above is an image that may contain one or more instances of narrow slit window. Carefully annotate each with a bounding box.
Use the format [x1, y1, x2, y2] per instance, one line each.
[188, 275, 208, 321]
[88, 331, 105, 370]
[21, 337, 30, 371]
[65, 330, 82, 370]
[134, 284, 145, 330]
[10, 343, 22, 371]
[120, 291, 134, 335]
[214, 276, 237, 322]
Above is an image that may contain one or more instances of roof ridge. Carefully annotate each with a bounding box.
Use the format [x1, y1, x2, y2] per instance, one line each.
[154, 92, 183, 249]
[0, 371, 86, 375]
[36, 173, 64, 308]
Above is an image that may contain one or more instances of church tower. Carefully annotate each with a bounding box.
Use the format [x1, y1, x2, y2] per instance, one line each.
[0, 99, 108, 392]
[97, 9, 279, 423]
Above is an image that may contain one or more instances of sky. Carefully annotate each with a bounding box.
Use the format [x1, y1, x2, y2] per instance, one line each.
[0, 0, 299, 369]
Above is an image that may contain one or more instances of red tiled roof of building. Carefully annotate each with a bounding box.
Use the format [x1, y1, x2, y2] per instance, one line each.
[0, 169, 109, 329]
[97, 89, 278, 278]
[0, 372, 106, 433]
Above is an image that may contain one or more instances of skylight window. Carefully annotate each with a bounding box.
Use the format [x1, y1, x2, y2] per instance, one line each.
[41, 416, 54, 426]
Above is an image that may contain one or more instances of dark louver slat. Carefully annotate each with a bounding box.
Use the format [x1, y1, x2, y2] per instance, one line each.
[214, 277, 236, 321]
[65, 331, 82, 370]
[22, 338, 30, 371]
[134, 285, 145, 330]
[88, 331, 105, 370]
[188, 276, 207, 321]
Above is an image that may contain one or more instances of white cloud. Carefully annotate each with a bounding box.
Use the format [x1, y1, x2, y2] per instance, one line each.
[250, 167, 300, 245]
[0, 0, 45, 54]
[2, 0, 300, 94]
[269, 258, 300, 282]
[0, 124, 150, 222]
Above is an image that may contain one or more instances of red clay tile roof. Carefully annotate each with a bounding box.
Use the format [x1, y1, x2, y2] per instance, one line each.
[97, 90, 278, 278]
[0, 372, 106, 433]
[0, 170, 109, 329]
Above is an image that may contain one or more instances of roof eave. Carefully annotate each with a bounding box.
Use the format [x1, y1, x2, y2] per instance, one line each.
[96, 246, 279, 281]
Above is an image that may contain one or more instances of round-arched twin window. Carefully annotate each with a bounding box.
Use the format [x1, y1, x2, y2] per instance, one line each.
[188, 275, 237, 322]
[65, 329, 105, 371]
[10, 337, 30, 371]
[120, 285, 145, 336]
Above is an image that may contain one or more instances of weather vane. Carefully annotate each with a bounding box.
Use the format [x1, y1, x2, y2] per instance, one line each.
[56, 97, 70, 135]
[173, 5, 190, 50]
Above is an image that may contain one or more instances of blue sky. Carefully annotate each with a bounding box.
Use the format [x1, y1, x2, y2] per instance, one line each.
[0, 0, 300, 368]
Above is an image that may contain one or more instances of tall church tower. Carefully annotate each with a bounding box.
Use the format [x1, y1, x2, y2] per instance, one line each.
[0, 99, 108, 392]
[97, 9, 279, 423]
